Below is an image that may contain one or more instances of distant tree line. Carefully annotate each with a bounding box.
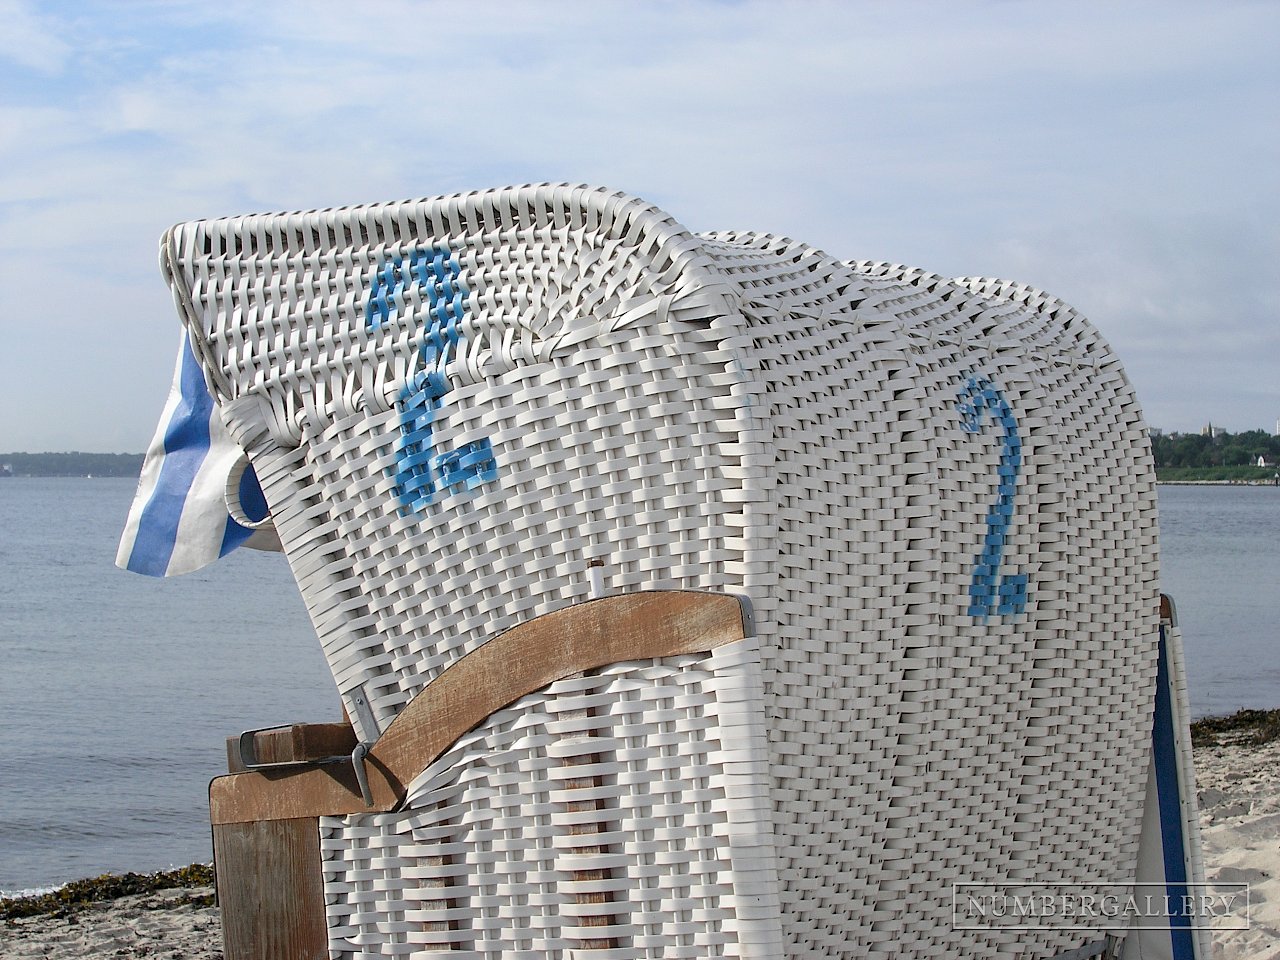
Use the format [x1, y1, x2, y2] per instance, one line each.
[2, 431, 1276, 479]
[0, 452, 144, 477]
[1151, 429, 1280, 469]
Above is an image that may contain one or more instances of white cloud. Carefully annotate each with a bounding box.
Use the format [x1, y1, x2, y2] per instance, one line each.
[0, 0, 71, 73]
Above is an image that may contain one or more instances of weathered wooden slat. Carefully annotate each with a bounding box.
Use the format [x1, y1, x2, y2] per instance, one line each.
[210, 590, 748, 824]
[562, 709, 620, 950]
[212, 817, 328, 960]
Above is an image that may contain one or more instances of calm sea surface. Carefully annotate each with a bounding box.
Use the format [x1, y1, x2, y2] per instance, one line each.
[0, 478, 1276, 893]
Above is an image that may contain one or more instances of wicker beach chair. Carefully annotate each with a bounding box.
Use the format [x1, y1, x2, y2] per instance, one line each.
[121, 184, 1208, 959]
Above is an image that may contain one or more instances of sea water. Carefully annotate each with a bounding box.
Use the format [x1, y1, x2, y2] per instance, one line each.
[1158, 483, 1280, 718]
[0, 478, 331, 894]
[0, 478, 1275, 892]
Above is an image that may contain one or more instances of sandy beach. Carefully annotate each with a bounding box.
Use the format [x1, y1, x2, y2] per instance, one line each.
[0, 885, 222, 959]
[3, 737, 1277, 959]
[1198, 737, 1280, 959]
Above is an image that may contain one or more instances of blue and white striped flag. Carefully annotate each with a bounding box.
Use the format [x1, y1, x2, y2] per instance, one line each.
[117, 333, 279, 577]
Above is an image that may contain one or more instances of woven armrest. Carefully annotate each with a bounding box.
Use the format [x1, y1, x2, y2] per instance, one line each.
[210, 590, 749, 824]
[210, 590, 752, 960]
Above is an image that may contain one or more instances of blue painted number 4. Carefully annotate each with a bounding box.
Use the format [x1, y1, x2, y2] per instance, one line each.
[956, 373, 1028, 621]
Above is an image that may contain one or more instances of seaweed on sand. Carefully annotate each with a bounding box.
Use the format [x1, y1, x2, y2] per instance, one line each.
[1190, 708, 1280, 748]
[1, 863, 214, 922]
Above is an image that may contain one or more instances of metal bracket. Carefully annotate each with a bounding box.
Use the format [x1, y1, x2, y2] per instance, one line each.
[349, 686, 381, 742]
[236, 728, 268, 771]
[734, 593, 756, 638]
[351, 742, 374, 807]
[233, 725, 375, 808]
[235, 726, 350, 772]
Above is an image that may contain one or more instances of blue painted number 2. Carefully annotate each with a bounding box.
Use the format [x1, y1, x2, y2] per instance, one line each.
[366, 249, 497, 513]
[956, 373, 1028, 621]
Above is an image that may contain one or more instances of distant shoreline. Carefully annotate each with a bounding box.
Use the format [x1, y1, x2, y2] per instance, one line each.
[0, 453, 143, 479]
[2, 456, 1278, 486]
[1158, 479, 1280, 486]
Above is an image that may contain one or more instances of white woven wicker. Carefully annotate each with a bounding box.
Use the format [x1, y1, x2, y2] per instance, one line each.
[157, 184, 1191, 957]
[320, 639, 782, 959]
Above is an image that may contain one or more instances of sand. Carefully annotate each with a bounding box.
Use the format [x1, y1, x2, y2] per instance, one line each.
[1198, 738, 1280, 960]
[0, 886, 221, 959]
[2, 740, 1277, 959]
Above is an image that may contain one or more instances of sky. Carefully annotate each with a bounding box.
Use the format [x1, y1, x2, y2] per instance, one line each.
[1, 0, 1276, 453]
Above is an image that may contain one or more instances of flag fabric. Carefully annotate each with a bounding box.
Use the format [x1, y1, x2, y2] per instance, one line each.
[117, 333, 279, 577]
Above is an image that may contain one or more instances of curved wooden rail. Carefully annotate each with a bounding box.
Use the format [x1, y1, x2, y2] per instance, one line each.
[210, 589, 750, 825]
